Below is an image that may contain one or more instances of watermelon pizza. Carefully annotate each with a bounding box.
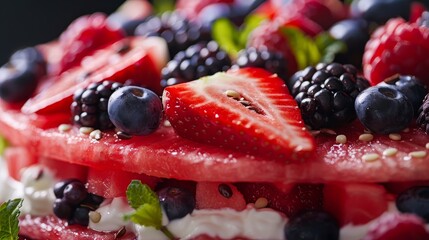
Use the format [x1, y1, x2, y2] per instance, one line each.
[1, 0, 429, 240]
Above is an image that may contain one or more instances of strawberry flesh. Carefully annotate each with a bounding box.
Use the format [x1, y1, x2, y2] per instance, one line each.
[163, 67, 315, 162]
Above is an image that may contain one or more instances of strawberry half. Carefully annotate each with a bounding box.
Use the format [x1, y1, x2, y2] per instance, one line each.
[163, 67, 315, 162]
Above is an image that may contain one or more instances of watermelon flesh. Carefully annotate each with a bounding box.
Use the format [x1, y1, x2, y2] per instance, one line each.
[1, 104, 429, 183]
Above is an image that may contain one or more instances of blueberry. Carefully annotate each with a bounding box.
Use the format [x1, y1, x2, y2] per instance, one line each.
[157, 186, 196, 220]
[53, 179, 80, 199]
[53, 198, 73, 220]
[380, 75, 428, 115]
[71, 206, 90, 226]
[108, 86, 162, 135]
[355, 85, 414, 134]
[396, 186, 429, 222]
[329, 18, 369, 68]
[0, 47, 46, 102]
[350, 0, 429, 25]
[284, 211, 339, 240]
[63, 181, 88, 206]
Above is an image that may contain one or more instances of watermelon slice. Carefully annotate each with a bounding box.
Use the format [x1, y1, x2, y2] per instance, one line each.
[1, 101, 429, 183]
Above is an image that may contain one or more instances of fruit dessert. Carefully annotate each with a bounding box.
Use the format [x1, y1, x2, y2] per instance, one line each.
[2, 0, 429, 239]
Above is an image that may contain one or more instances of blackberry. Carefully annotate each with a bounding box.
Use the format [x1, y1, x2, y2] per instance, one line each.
[290, 63, 370, 129]
[233, 47, 288, 81]
[160, 41, 231, 88]
[417, 93, 429, 134]
[135, 11, 211, 57]
[71, 80, 123, 130]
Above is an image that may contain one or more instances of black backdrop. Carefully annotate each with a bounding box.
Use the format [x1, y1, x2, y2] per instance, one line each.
[0, 0, 126, 64]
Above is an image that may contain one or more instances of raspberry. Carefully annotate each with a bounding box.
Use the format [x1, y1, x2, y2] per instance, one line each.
[59, 13, 125, 73]
[363, 17, 429, 86]
[71, 81, 123, 130]
[247, 21, 298, 78]
[363, 213, 429, 240]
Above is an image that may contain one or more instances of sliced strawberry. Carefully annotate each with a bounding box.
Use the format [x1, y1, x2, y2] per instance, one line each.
[236, 182, 323, 218]
[324, 183, 389, 226]
[163, 67, 315, 162]
[21, 36, 168, 115]
[58, 13, 125, 73]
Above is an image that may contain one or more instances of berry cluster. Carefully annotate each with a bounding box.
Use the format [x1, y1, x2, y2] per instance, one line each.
[161, 41, 231, 88]
[135, 11, 211, 57]
[71, 81, 123, 130]
[53, 179, 104, 226]
[290, 63, 370, 129]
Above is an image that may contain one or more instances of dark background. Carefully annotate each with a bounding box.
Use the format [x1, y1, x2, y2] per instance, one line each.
[0, 0, 126, 65]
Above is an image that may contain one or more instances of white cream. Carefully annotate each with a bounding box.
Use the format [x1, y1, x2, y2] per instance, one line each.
[20, 165, 56, 216]
[168, 207, 286, 240]
[89, 197, 134, 232]
[0, 158, 22, 202]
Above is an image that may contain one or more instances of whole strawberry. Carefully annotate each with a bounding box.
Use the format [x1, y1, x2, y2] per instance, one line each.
[363, 213, 429, 240]
[363, 14, 429, 86]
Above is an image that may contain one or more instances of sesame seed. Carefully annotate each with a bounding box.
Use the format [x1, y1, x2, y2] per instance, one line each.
[79, 127, 94, 135]
[425, 143, 429, 149]
[254, 197, 269, 209]
[402, 128, 410, 133]
[89, 211, 101, 223]
[336, 135, 347, 144]
[90, 129, 102, 140]
[389, 133, 401, 141]
[408, 151, 427, 158]
[359, 133, 374, 142]
[225, 90, 241, 99]
[58, 124, 72, 132]
[383, 148, 398, 157]
[362, 153, 379, 162]
[163, 120, 171, 127]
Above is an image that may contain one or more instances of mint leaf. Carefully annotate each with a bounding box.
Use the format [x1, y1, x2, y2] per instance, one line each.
[0, 135, 9, 156]
[212, 14, 266, 58]
[0, 198, 23, 240]
[125, 203, 162, 229]
[314, 32, 347, 63]
[152, 0, 175, 14]
[126, 180, 159, 209]
[281, 27, 321, 70]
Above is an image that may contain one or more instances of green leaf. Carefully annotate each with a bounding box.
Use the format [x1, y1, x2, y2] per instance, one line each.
[314, 32, 347, 63]
[152, 0, 175, 14]
[125, 204, 162, 229]
[0, 198, 23, 240]
[212, 18, 241, 57]
[281, 27, 322, 70]
[238, 14, 265, 49]
[126, 180, 159, 209]
[0, 135, 9, 156]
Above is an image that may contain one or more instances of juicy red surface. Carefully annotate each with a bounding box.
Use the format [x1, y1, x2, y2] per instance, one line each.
[363, 213, 429, 240]
[19, 214, 136, 240]
[324, 183, 388, 226]
[39, 157, 88, 182]
[58, 13, 125, 73]
[2, 101, 429, 183]
[87, 167, 159, 198]
[21, 37, 162, 115]
[5, 147, 38, 181]
[236, 183, 323, 218]
[363, 18, 429, 86]
[164, 68, 315, 162]
[196, 182, 246, 211]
